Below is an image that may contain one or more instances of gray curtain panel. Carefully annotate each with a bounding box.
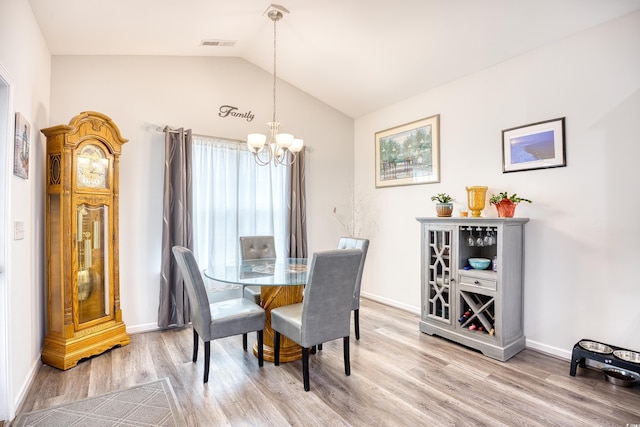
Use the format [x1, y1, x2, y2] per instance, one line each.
[288, 148, 307, 258]
[158, 127, 193, 328]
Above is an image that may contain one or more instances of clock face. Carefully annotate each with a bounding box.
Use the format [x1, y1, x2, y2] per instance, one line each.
[76, 144, 108, 189]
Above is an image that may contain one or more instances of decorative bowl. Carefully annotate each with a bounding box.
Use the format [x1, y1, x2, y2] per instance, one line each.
[468, 258, 491, 270]
[602, 368, 640, 387]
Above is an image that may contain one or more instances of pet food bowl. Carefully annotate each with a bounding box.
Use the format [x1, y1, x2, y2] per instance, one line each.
[602, 368, 640, 387]
[578, 340, 613, 354]
[613, 350, 640, 364]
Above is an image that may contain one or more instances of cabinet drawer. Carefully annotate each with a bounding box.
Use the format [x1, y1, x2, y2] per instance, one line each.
[459, 274, 496, 291]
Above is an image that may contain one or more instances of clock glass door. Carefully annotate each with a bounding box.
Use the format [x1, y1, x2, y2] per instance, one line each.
[76, 203, 110, 325]
[76, 144, 109, 189]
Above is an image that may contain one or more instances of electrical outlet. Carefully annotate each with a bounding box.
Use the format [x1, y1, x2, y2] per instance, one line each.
[14, 220, 25, 240]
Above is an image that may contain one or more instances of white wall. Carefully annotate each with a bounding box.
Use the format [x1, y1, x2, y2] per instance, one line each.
[354, 10, 640, 358]
[49, 55, 354, 331]
[0, 0, 51, 420]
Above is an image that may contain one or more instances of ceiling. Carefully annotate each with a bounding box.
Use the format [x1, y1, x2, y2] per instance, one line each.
[28, 0, 640, 118]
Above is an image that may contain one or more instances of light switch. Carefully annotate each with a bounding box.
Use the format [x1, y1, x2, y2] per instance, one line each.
[14, 220, 25, 240]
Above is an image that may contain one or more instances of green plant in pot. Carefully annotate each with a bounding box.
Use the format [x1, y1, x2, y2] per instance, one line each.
[431, 193, 455, 217]
[489, 192, 532, 218]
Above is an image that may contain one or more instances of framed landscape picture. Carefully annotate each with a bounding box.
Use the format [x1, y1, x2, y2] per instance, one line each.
[13, 112, 30, 179]
[375, 114, 440, 188]
[502, 117, 566, 173]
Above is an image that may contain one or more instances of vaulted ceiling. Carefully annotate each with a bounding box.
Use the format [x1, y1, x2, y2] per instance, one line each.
[28, 0, 640, 118]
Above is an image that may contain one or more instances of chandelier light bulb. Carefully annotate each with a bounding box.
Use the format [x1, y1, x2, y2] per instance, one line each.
[275, 133, 294, 148]
[247, 133, 267, 152]
[289, 138, 304, 153]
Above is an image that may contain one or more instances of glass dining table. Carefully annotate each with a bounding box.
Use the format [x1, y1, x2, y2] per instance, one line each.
[204, 258, 308, 362]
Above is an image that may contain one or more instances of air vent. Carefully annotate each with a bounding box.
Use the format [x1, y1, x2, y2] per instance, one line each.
[201, 39, 237, 47]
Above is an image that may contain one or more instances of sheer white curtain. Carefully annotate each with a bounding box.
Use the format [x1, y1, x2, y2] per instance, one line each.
[191, 135, 289, 269]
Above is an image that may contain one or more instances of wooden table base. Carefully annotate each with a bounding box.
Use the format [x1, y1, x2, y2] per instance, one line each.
[252, 285, 303, 362]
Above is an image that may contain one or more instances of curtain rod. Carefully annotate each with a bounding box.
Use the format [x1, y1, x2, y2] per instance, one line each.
[156, 126, 244, 145]
[156, 126, 184, 134]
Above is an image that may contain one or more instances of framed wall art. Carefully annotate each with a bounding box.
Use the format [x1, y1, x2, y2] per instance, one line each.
[502, 117, 566, 173]
[13, 112, 31, 179]
[375, 114, 440, 188]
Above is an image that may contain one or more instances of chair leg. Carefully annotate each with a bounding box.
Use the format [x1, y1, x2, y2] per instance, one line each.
[257, 330, 264, 367]
[354, 309, 360, 340]
[193, 329, 199, 362]
[274, 332, 280, 366]
[302, 347, 310, 392]
[343, 336, 350, 376]
[204, 341, 211, 383]
[243, 333, 248, 351]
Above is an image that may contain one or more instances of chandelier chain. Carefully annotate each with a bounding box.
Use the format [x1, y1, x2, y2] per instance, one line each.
[272, 16, 277, 124]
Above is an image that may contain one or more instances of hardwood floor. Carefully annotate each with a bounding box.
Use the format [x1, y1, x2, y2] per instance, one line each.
[16, 299, 640, 426]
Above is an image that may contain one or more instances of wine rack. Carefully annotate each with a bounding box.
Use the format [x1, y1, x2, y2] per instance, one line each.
[459, 292, 495, 335]
[417, 217, 528, 361]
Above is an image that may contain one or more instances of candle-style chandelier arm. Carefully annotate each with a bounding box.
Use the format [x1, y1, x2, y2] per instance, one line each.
[246, 6, 303, 166]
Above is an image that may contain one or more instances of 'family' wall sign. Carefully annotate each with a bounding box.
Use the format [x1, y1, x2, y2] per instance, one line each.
[219, 105, 254, 122]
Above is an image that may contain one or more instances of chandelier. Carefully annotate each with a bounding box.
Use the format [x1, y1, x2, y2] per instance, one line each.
[246, 5, 303, 166]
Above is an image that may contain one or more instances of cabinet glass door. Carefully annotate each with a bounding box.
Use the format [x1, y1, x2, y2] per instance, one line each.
[76, 203, 110, 325]
[427, 228, 452, 324]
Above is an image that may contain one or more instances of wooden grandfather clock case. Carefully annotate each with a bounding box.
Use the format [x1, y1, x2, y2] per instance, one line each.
[41, 111, 130, 370]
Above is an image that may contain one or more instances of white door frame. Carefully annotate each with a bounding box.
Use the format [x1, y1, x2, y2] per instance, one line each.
[0, 63, 14, 421]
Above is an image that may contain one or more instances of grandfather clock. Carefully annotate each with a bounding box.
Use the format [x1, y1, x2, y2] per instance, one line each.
[41, 111, 130, 370]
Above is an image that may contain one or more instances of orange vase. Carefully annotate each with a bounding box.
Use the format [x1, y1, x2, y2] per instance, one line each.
[494, 200, 517, 218]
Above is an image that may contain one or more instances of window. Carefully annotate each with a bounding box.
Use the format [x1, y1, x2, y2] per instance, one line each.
[191, 135, 289, 269]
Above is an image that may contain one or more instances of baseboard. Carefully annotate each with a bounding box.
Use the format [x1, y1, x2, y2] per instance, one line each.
[525, 338, 572, 360]
[360, 292, 420, 315]
[126, 322, 162, 334]
[12, 356, 41, 421]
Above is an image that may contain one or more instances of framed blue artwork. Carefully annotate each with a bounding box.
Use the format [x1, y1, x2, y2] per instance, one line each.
[502, 117, 566, 173]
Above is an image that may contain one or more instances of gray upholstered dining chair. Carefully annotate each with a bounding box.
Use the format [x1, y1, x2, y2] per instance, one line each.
[172, 246, 265, 383]
[239, 235, 277, 305]
[271, 249, 362, 391]
[239, 235, 276, 350]
[337, 237, 369, 340]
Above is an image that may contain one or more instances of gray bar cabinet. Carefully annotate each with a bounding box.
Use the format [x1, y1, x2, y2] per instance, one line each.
[416, 217, 529, 361]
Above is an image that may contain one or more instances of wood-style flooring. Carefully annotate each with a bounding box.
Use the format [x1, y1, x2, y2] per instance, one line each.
[15, 299, 640, 426]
